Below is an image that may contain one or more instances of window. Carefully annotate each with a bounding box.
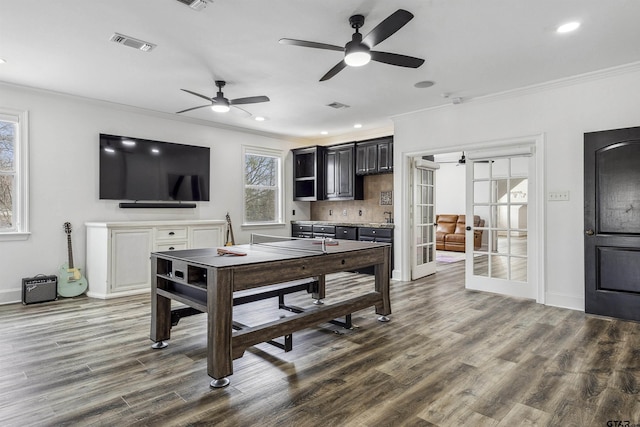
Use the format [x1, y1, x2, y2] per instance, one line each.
[0, 109, 29, 240]
[243, 146, 283, 225]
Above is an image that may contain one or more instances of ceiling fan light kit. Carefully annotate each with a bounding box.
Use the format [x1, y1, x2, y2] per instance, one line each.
[344, 43, 371, 67]
[211, 102, 230, 113]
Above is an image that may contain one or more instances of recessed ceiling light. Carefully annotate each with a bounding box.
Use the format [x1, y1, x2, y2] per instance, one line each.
[0, 58, 6, 64]
[254, 116, 266, 121]
[354, 123, 362, 129]
[414, 80, 435, 88]
[320, 131, 328, 135]
[557, 21, 580, 33]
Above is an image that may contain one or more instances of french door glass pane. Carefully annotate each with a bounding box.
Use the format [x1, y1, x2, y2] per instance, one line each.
[474, 181, 490, 203]
[474, 254, 489, 276]
[416, 226, 434, 245]
[417, 245, 434, 264]
[474, 162, 490, 180]
[492, 158, 509, 177]
[511, 157, 529, 177]
[511, 257, 527, 282]
[491, 255, 509, 279]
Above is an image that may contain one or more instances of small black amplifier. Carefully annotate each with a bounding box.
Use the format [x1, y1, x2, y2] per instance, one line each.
[22, 275, 58, 305]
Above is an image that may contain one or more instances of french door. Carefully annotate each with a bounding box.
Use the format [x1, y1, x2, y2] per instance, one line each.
[465, 147, 537, 299]
[411, 158, 440, 279]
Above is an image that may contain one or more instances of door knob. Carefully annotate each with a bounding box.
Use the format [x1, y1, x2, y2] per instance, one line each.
[585, 229, 594, 236]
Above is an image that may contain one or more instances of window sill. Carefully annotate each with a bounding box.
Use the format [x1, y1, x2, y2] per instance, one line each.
[0, 232, 31, 241]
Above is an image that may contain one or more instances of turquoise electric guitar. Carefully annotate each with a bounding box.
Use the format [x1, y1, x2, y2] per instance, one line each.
[58, 222, 88, 297]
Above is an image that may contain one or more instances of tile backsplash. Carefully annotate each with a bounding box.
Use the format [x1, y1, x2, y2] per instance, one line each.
[310, 174, 393, 223]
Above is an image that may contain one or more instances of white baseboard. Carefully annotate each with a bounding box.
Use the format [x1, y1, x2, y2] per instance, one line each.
[86, 288, 149, 300]
[0, 288, 22, 305]
[545, 292, 584, 311]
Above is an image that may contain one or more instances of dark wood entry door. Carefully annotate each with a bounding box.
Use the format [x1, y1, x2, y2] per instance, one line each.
[584, 126, 640, 321]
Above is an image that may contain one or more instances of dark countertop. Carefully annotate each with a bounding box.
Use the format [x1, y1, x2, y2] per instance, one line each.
[291, 220, 394, 229]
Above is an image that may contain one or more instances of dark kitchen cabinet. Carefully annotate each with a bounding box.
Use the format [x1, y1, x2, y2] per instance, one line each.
[358, 227, 394, 277]
[324, 143, 363, 200]
[356, 136, 393, 175]
[290, 224, 336, 239]
[312, 224, 335, 239]
[291, 223, 313, 238]
[292, 146, 325, 201]
[335, 226, 357, 240]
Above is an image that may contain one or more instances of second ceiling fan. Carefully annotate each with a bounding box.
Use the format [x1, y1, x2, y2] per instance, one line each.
[177, 80, 269, 114]
[279, 9, 425, 81]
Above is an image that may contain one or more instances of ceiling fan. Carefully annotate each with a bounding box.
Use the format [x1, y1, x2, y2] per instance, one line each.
[279, 9, 425, 81]
[176, 80, 269, 114]
[438, 152, 491, 166]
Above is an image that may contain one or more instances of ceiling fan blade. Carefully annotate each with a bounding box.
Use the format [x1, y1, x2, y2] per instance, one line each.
[230, 96, 270, 105]
[181, 89, 213, 102]
[319, 60, 347, 81]
[362, 9, 414, 48]
[176, 104, 211, 114]
[279, 38, 344, 52]
[370, 51, 425, 68]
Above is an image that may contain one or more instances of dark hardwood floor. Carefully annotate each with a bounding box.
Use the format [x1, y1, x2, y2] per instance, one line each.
[2, 260, 639, 426]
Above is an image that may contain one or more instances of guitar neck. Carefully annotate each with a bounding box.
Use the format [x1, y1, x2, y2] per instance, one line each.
[67, 234, 75, 269]
[226, 214, 235, 246]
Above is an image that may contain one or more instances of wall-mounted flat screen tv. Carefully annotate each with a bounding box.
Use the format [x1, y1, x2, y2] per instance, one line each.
[99, 133, 210, 202]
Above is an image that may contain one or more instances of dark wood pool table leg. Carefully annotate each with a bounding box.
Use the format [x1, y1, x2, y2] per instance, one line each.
[208, 268, 234, 388]
[150, 256, 171, 348]
[376, 245, 392, 322]
[312, 274, 326, 305]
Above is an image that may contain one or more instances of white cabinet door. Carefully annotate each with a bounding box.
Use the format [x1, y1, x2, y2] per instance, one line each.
[189, 225, 223, 249]
[110, 229, 153, 292]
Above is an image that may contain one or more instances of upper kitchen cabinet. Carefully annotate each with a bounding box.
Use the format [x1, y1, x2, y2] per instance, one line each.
[356, 136, 393, 175]
[292, 146, 325, 201]
[324, 143, 363, 200]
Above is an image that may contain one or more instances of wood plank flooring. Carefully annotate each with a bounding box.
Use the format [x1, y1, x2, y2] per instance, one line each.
[2, 260, 640, 426]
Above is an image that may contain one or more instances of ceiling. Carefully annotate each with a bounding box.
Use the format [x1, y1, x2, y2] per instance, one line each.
[1, 0, 640, 142]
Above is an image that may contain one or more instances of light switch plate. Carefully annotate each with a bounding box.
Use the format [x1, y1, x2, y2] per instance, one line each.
[548, 191, 570, 201]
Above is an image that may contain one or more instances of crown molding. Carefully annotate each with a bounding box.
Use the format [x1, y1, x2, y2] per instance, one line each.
[394, 60, 640, 119]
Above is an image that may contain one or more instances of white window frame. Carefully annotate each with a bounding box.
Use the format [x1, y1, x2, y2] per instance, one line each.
[242, 145, 284, 226]
[0, 108, 29, 241]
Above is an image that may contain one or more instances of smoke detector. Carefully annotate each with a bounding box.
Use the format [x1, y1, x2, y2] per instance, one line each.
[176, 0, 212, 11]
[109, 33, 156, 52]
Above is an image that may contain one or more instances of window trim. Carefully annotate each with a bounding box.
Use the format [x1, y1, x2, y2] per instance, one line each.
[242, 145, 284, 227]
[0, 108, 30, 241]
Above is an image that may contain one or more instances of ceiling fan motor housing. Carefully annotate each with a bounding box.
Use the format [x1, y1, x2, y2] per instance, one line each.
[349, 14, 365, 29]
[345, 21, 371, 67]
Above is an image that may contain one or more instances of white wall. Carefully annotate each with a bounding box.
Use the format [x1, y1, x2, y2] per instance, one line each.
[392, 63, 640, 311]
[0, 83, 310, 304]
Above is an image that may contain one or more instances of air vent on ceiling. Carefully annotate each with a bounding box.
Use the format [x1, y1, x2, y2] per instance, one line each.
[110, 33, 156, 52]
[326, 102, 350, 109]
[176, 0, 212, 11]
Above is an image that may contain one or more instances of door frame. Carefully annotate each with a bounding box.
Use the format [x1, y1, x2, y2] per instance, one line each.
[399, 134, 546, 303]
